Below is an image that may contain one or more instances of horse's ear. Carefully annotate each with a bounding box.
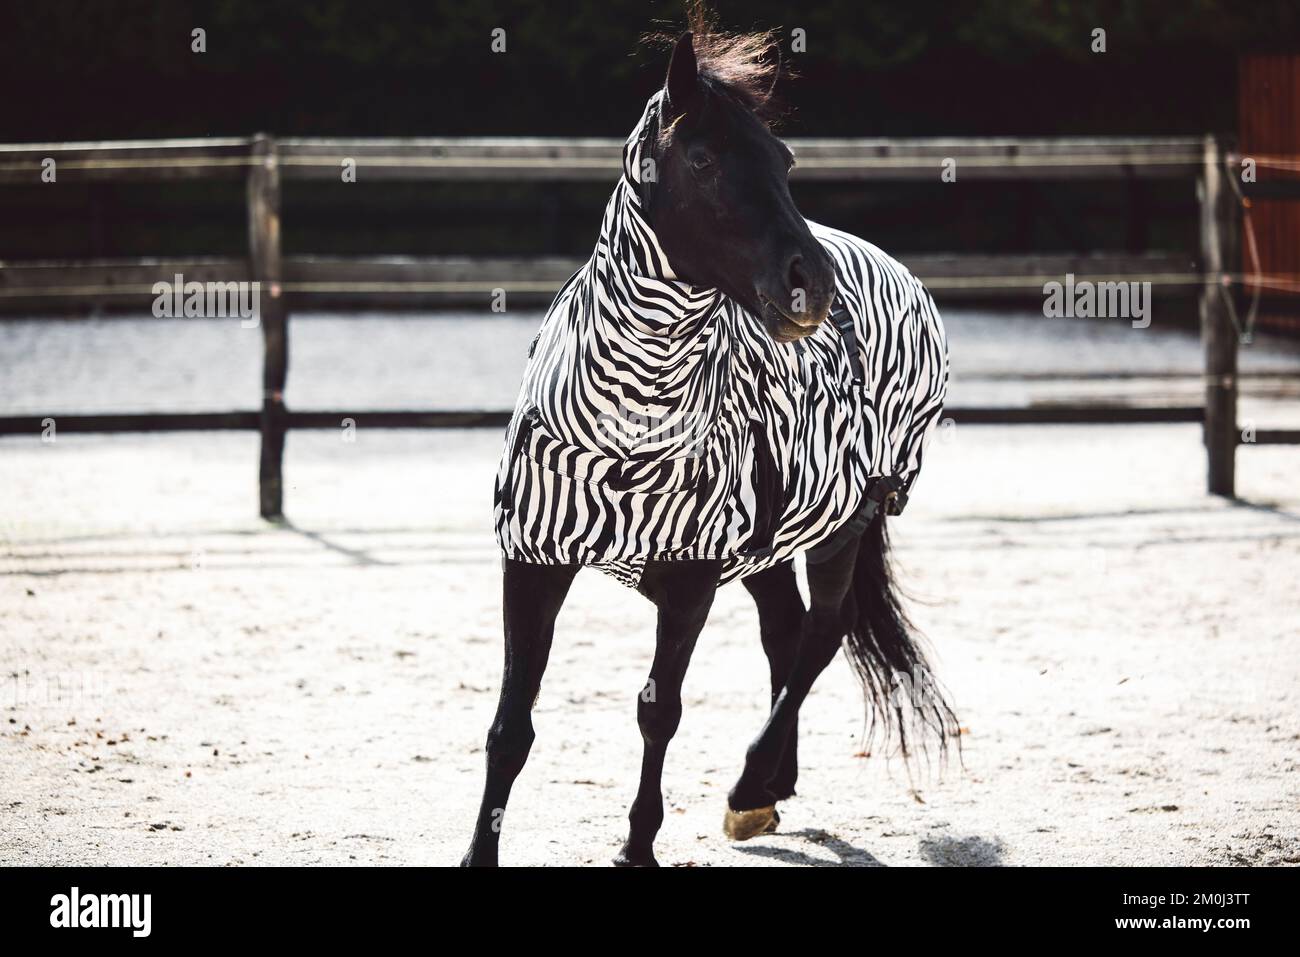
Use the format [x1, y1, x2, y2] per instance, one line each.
[664, 31, 699, 117]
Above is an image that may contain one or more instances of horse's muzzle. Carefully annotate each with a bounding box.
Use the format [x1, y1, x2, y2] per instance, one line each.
[756, 245, 835, 341]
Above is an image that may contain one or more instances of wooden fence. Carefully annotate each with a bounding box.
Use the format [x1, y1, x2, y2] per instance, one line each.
[0, 133, 1287, 514]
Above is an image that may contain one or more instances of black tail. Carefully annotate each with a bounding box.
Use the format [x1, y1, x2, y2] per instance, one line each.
[843, 512, 959, 762]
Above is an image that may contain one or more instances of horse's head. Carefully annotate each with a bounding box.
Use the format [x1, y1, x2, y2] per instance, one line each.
[645, 32, 836, 343]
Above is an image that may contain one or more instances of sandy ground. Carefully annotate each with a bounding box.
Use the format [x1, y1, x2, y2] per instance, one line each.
[2, 419, 1298, 868]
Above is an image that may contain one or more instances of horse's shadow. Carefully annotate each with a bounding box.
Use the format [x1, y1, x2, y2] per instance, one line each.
[735, 829, 1007, 867]
[734, 828, 885, 867]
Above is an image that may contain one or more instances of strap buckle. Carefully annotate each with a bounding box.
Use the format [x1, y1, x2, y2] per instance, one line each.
[865, 474, 908, 516]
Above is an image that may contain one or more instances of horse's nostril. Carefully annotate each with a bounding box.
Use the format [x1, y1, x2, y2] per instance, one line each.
[787, 255, 808, 295]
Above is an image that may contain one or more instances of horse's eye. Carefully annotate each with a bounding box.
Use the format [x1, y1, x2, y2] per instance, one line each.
[690, 154, 713, 172]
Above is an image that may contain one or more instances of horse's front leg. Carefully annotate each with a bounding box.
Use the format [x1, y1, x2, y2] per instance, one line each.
[462, 558, 578, 867]
[742, 561, 806, 800]
[613, 558, 723, 867]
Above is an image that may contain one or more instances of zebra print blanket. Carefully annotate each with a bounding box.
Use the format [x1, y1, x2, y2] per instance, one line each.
[494, 93, 948, 588]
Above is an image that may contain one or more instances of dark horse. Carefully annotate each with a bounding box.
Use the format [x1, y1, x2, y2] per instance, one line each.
[463, 26, 957, 867]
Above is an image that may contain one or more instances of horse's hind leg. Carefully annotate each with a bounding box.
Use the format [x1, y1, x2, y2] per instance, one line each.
[461, 558, 578, 867]
[726, 542, 858, 840]
[613, 558, 722, 867]
[742, 561, 806, 801]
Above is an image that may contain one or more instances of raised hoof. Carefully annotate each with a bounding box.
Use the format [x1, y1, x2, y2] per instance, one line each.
[723, 804, 778, 841]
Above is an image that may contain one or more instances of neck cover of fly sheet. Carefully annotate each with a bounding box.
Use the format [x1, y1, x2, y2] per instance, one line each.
[494, 92, 949, 589]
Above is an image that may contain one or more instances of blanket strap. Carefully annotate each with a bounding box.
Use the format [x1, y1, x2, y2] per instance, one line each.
[805, 474, 908, 565]
[827, 297, 864, 390]
[802, 298, 905, 565]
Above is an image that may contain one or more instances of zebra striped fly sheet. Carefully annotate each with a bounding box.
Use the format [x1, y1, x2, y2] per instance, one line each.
[494, 92, 949, 589]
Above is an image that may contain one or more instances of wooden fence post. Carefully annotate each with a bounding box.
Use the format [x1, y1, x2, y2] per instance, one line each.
[1198, 134, 1241, 498]
[248, 133, 288, 520]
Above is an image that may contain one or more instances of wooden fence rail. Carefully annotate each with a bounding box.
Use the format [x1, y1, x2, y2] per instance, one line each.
[0, 132, 1280, 514]
[0, 252, 1205, 310]
[0, 135, 1207, 182]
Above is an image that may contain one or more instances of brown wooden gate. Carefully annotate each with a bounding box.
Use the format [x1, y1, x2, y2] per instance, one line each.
[1239, 54, 1300, 333]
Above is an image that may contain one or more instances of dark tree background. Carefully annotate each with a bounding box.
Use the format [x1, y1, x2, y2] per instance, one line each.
[1, 1, 1295, 266]
[4, 0, 1297, 140]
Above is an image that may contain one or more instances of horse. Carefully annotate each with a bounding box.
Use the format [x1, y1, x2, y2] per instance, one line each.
[462, 25, 958, 867]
